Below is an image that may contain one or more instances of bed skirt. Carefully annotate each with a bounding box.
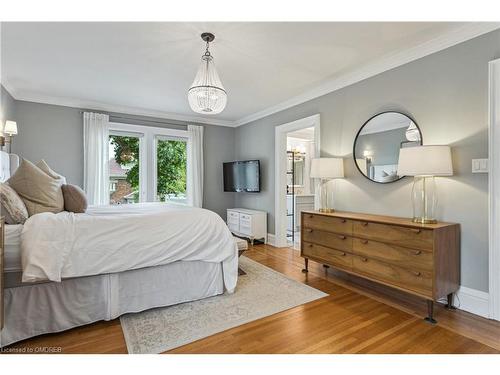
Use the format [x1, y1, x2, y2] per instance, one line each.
[0, 260, 224, 348]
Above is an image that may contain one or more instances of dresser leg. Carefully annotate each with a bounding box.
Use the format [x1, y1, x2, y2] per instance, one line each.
[445, 293, 457, 310]
[424, 300, 437, 324]
[302, 258, 309, 273]
[323, 264, 329, 269]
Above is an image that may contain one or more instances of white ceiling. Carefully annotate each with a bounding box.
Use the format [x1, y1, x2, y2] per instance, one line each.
[2, 22, 498, 126]
[288, 127, 315, 141]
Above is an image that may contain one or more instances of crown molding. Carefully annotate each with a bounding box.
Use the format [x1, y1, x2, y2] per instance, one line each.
[234, 22, 500, 127]
[6, 85, 237, 127]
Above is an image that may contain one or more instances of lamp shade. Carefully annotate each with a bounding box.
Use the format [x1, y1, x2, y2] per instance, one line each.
[397, 145, 453, 177]
[310, 158, 344, 179]
[4, 120, 18, 135]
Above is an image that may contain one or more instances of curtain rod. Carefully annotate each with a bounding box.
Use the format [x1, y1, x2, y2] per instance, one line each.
[79, 111, 187, 127]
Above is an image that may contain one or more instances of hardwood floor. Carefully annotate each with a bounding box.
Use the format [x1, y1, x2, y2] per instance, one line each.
[4, 244, 500, 354]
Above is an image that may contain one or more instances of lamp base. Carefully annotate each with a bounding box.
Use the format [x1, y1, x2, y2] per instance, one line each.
[412, 217, 437, 224]
[319, 208, 335, 213]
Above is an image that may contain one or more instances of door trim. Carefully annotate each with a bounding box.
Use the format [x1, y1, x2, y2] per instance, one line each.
[489, 58, 500, 321]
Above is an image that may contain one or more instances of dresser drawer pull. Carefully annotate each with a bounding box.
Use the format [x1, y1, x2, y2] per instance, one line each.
[340, 252, 347, 256]
[412, 250, 422, 255]
[306, 228, 313, 233]
[410, 229, 422, 234]
[308, 215, 314, 219]
[338, 235, 346, 240]
[341, 219, 347, 223]
[362, 222, 369, 227]
[307, 243, 313, 247]
[361, 239, 368, 244]
[413, 271, 422, 277]
[361, 257, 368, 262]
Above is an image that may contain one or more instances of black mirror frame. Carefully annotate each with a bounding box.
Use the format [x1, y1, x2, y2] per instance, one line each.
[352, 111, 423, 184]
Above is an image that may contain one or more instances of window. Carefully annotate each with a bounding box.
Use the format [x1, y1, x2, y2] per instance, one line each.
[155, 137, 187, 204]
[108, 133, 142, 205]
[107, 122, 190, 205]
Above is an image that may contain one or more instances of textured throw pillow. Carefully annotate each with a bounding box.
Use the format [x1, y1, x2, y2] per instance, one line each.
[37, 159, 67, 184]
[7, 159, 65, 216]
[62, 184, 88, 213]
[0, 182, 29, 224]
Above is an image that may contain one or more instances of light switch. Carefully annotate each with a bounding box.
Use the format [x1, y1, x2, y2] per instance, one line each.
[472, 159, 488, 173]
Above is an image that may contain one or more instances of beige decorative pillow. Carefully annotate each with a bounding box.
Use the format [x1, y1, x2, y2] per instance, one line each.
[37, 159, 67, 184]
[0, 182, 29, 224]
[7, 159, 65, 216]
[62, 184, 88, 213]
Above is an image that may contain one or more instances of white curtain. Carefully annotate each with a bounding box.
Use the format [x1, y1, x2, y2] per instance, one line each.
[187, 124, 204, 207]
[83, 112, 110, 205]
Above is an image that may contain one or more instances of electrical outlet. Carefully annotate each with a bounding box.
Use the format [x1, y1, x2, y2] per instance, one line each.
[472, 159, 488, 173]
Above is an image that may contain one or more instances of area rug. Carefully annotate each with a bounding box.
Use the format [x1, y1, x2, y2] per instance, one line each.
[120, 256, 328, 354]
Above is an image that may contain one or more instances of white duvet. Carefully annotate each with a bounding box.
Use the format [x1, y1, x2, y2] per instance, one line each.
[21, 203, 238, 292]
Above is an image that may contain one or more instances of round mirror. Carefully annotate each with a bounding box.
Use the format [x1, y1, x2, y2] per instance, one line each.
[353, 111, 422, 183]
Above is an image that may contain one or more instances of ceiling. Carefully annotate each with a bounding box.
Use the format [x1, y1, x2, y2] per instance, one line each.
[288, 127, 315, 141]
[2, 22, 498, 126]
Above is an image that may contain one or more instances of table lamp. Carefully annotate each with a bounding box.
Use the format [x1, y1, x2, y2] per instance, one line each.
[397, 145, 453, 223]
[310, 158, 344, 213]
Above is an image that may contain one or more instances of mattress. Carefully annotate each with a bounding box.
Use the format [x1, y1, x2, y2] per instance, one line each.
[4, 224, 23, 272]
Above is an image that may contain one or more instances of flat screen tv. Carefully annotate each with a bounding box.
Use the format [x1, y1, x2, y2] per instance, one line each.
[223, 160, 260, 192]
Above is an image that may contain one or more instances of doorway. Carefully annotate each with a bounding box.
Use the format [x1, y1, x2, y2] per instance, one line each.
[274, 114, 320, 248]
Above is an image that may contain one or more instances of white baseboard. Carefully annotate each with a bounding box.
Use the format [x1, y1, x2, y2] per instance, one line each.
[455, 286, 490, 318]
[267, 233, 276, 247]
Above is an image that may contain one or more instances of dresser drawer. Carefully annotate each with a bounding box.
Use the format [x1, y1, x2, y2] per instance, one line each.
[228, 211, 239, 220]
[302, 242, 352, 269]
[352, 238, 433, 271]
[352, 255, 432, 297]
[302, 213, 353, 235]
[239, 223, 252, 236]
[228, 222, 239, 233]
[240, 213, 252, 226]
[302, 228, 352, 252]
[353, 221, 433, 251]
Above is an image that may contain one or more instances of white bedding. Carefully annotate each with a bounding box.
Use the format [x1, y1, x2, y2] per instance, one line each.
[4, 224, 23, 272]
[21, 203, 238, 292]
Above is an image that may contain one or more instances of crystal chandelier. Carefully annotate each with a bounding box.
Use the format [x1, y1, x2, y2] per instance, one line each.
[188, 33, 227, 115]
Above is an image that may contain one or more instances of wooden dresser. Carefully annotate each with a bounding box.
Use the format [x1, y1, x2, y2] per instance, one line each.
[300, 210, 460, 323]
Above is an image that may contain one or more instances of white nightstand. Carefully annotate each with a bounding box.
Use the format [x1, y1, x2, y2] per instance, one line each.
[227, 208, 267, 245]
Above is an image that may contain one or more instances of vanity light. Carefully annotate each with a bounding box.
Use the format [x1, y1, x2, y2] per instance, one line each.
[397, 145, 453, 223]
[310, 158, 344, 213]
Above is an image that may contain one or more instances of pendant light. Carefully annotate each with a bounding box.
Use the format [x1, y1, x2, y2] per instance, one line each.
[188, 32, 227, 115]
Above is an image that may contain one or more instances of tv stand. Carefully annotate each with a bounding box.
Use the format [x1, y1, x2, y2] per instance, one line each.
[227, 208, 267, 245]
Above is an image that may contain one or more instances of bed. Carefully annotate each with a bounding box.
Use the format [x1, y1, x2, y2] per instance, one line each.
[0, 152, 238, 347]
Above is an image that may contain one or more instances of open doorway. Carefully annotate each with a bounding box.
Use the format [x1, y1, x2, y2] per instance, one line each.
[286, 127, 316, 248]
[275, 114, 320, 248]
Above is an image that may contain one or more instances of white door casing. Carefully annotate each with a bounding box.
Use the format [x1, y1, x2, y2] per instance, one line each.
[488, 58, 500, 321]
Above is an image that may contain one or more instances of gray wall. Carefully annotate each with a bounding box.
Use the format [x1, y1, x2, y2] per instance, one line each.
[235, 29, 500, 292]
[1, 84, 16, 133]
[9, 98, 235, 218]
